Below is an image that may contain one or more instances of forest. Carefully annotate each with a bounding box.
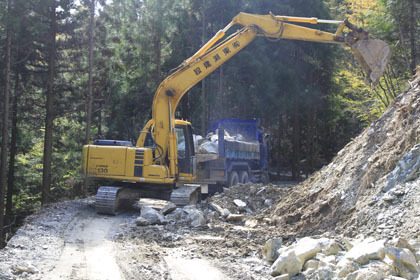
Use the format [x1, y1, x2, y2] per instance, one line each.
[0, 0, 418, 247]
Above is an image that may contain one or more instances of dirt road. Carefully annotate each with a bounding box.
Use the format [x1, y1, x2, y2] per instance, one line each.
[44, 209, 124, 280]
[0, 199, 271, 280]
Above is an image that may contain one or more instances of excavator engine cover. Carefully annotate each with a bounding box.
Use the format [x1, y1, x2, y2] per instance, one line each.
[351, 38, 391, 87]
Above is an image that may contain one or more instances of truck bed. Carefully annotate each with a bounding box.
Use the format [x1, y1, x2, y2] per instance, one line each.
[196, 139, 260, 163]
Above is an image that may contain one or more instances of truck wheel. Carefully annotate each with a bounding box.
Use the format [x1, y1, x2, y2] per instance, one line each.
[239, 171, 249, 184]
[228, 171, 239, 187]
[261, 172, 269, 184]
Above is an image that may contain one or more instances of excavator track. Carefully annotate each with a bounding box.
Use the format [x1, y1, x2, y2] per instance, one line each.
[95, 184, 196, 215]
[95, 186, 122, 215]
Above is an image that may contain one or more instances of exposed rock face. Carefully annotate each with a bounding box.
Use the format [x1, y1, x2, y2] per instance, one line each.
[269, 71, 420, 241]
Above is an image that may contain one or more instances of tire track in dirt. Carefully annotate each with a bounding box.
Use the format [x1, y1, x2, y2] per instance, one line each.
[44, 209, 124, 280]
[164, 248, 227, 280]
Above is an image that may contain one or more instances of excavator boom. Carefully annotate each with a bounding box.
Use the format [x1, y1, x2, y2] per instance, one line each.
[150, 13, 391, 169]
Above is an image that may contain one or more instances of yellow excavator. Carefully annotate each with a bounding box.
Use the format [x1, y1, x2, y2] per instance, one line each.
[82, 12, 391, 214]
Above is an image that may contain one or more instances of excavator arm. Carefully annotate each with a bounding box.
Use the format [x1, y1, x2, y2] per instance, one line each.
[148, 12, 391, 176]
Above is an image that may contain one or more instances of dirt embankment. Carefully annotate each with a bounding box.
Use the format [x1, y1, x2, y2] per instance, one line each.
[268, 70, 420, 241]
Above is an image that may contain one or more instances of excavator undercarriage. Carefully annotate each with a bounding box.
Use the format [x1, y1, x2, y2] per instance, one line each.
[95, 184, 201, 215]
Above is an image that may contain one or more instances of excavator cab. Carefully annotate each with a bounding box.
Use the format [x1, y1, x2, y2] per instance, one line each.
[174, 122, 196, 180]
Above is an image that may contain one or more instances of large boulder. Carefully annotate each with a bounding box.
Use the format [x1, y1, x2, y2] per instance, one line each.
[160, 202, 177, 215]
[262, 238, 283, 262]
[386, 247, 419, 273]
[338, 238, 386, 266]
[183, 205, 206, 227]
[293, 237, 322, 263]
[270, 249, 303, 277]
[139, 206, 167, 225]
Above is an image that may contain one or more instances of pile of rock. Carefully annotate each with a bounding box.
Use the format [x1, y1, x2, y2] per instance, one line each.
[135, 202, 206, 228]
[134, 182, 290, 230]
[205, 183, 290, 220]
[263, 236, 420, 279]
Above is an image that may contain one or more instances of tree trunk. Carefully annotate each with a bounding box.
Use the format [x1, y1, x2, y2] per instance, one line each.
[42, 1, 57, 205]
[97, 109, 102, 138]
[306, 104, 316, 176]
[6, 73, 19, 228]
[408, 0, 417, 73]
[201, 1, 207, 136]
[291, 108, 300, 181]
[0, 0, 12, 248]
[154, 0, 163, 82]
[83, 0, 95, 196]
[396, 10, 413, 75]
[85, 0, 95, 145]
[276, 113, 284, 177]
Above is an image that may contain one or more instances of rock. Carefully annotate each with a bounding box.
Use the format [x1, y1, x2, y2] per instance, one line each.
[226, 213, 245, 222]
[270, 250, 303, 277]
[273, 274, 290, 280]
[386, 247, 419, 272]
[183, 206, 206, 227]
[209, 203, 224, 216]
[248, 185, 257, 194]
[338, 238, 385, 266]
[383, 193, 397, 202]
[135, 217, 150, 226]
[233, 199, 246, 208]
[303, 259, 319, 271]
[264, 199, 273, 207]
[319, 238, 342, 256]
[383, 144, 420, 192]
[343, 238, 355, 251]
[222, 208, 231, 218]
[389, 259, 414, 279]
[311, 265, 335, 279]
[206, 211, 219, 223]
[262, 238, 283, 262]
[13, 265, 37, 274]
[244, 219, 258, 228]
[161, 202, 177, 215]
[0, 271, 13, 280]
[336, 260, 359, 278]
[293, 237, 322, 263]
[394, 237, 416, 252]
[318, 254, 336, 267]
[140, 206, 167, 225]
[386, 276, 409, 280]
[263, 217, 272, 224]
[346, 267, 386, 280]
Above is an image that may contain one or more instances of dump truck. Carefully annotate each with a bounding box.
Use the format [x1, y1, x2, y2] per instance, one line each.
[192, 119, 269, 196]
[82, 12, 391, 214]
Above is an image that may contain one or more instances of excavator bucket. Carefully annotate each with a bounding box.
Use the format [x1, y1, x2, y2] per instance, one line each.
[350, 38, 391, 87]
